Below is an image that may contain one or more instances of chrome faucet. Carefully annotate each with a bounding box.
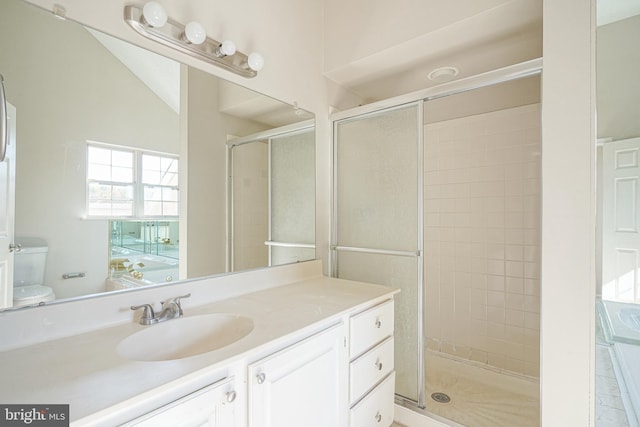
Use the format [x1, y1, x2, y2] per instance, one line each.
[131, 293, 191, 325]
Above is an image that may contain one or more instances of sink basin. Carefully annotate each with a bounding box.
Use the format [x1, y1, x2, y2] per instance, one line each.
[117, 313, 254, 361]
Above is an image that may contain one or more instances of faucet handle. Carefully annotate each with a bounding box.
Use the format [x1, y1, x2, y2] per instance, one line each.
[131, 304, 157, 325]
[162, 293, 191, 316]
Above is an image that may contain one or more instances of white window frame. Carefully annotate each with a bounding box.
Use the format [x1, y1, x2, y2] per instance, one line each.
[86, 141, 179, 219]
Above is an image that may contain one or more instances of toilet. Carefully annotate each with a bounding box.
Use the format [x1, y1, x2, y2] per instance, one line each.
[13, 237, 56, 307]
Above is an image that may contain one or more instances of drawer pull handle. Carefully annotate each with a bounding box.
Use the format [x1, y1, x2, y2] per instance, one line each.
[375, 360, 383, 371]
[256, 373, 266, 384]
[375, 318, 382, 328]
[226, 390, 237, 403]
[375, 412, 382, 423]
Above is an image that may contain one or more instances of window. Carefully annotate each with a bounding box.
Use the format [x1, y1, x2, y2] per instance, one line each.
[87, 143, 179, 218]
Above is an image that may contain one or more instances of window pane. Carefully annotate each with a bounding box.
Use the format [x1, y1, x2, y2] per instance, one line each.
[160, 171, 178, 186]
[111, 185, 134, 201]
[88, 182, 112, 202]
[142, 154, 178, 186]
[144, 201, 162, 216]
[87, 146, 133, 184]
[112, 166, 133, 183]
[88, 183, 134, 216]
[163, 201, 179, 216]
[142, 170, 161, 185]
[88, 147, 111, 165]
[112, 150, 133, 167]
[162, 187, 179, 202]
[143, 154, 160, 171]
[87, 164, 110, 181]
[162, 158, 178, 173]
[111, 201, 134, 216]
[144, 186, 162, 201]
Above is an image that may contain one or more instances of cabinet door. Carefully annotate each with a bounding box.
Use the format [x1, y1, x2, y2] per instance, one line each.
[125, 377, 239, 427]
[248, 323, 347, 427]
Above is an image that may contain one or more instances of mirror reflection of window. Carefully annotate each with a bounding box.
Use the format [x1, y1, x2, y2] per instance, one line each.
[86, 142, 179, 219]
[87, 144, 135, 217]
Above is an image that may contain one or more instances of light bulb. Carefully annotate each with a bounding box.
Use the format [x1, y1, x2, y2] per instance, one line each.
[247, 53, 265, 72]
[184, 22, 206, 44]
[217, 40, 237, 57]
[142, 1, 167, 28]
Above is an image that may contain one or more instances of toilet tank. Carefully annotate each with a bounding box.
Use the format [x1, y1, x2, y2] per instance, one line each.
[13, 237, 48, 286]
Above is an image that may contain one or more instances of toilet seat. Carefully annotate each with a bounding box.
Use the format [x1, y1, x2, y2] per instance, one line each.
[13, 284, 55, 307]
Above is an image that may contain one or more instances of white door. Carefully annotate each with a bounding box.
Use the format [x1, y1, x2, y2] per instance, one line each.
[0, 101, 16, 309]
[248, 324, 347, 427]
[602, 137, 640, 303]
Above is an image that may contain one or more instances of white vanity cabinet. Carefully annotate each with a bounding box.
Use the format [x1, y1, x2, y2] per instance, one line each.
[348, 299, 396, 427]
[123, 377, 240, 427]
[248, 323, 348, 427]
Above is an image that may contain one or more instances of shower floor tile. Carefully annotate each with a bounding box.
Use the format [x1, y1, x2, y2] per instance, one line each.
[425, 351, 540, 426]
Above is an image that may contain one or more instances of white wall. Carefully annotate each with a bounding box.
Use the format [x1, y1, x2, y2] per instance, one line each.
[0, 0, 180, 299]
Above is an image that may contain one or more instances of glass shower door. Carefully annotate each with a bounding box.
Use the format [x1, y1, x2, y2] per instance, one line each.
[332, 103, 423, 404]
[269, 129, 316, 265]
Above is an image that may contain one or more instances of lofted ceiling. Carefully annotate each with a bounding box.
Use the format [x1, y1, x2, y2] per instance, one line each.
[87, 29, 310, 128]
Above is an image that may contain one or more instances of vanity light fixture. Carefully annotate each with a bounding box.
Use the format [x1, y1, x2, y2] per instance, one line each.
[216, 40, 237, 57]
[183, 22, 207, 45]
[141, 1, 167, 28]
[124, 3, 264, 78]
[247, 53, 265, 72]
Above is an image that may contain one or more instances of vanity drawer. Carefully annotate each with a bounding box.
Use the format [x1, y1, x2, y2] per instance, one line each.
[349, 372, 395, 427]
[350, 299, 394, 358]
[350, 336, 394, 404]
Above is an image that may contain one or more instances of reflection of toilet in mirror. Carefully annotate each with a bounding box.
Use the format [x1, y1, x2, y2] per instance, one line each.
[13, 237, 55, 307]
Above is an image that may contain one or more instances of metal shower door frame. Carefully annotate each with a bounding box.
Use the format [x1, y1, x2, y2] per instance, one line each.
[330, 58, 543, 411]
[331, 101, 425, 407]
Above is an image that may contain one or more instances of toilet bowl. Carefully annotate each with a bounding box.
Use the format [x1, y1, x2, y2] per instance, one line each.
[13, 237, 56, 307]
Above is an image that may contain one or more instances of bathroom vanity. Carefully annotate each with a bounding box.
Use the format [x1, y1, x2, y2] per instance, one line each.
[0, 261, 397, 426]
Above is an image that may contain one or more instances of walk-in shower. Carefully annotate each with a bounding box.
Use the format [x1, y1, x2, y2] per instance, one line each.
[332, 59, 542, 426]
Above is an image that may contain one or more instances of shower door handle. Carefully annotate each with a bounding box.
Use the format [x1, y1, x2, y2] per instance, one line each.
[9, 243, 21, 253]
[0, 74, 7, 162]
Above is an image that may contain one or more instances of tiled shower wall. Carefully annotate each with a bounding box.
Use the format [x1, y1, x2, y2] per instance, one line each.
[424, 103, 541, 378]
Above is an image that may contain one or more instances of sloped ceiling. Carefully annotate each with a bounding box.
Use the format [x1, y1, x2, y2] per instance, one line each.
[86, 29, 309, 128]
[88, 28, 181, 114]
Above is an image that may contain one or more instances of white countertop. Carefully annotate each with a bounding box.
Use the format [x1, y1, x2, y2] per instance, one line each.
[0, 275, 397, 425]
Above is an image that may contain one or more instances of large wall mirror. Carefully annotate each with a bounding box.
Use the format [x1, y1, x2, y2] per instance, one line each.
[0, 0, 315, 310]
[594, 2, 640, 425]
